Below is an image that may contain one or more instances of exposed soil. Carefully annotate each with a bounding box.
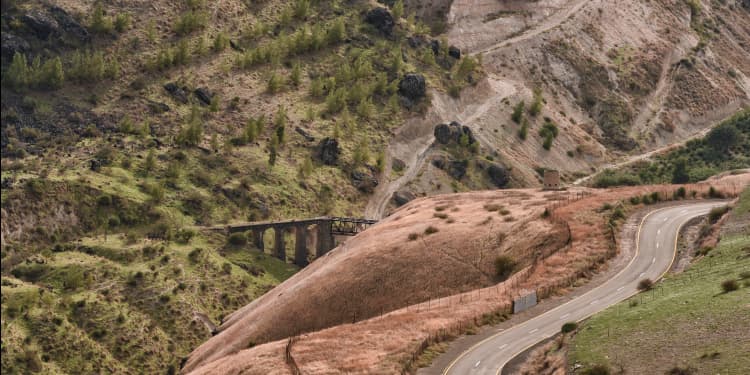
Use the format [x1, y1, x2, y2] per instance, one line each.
[183, 173, 748, 374]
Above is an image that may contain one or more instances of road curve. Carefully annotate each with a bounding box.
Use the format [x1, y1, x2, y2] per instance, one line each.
[443, 201, 725, 375]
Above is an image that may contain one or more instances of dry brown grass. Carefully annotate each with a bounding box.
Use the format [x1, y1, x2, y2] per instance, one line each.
[184, 174, 749, 374]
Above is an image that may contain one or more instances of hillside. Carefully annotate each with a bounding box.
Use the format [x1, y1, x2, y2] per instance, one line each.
[184, 174, 748, 374]
[566, 186, 750, 374]
[2, 0, 750, 374]
[368, 0, 750, 217]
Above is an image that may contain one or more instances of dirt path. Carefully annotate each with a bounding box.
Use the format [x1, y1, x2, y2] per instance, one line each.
[364, 78, 518, 219]
[470, 0, 589, 56]
[364, 0, 586, 219]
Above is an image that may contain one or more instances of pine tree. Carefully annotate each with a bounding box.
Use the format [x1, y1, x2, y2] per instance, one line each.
[290, 62, 302, 87]
[274, 106, 287, 144]
[518, 118, 529, 140]
[392, 0, 404, 20]
[511, 101, 524, 123]
[144, 149, 156, 174]
[268, 133, 279, 166]
[41, 57, 65, 89]
[326, 18, 346, 45]
[5, 52, 30, 90]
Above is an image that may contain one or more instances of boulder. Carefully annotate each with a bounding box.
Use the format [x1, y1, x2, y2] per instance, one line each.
[89, 159, 102, 172]
[147, 100, 170, 114]
[406, 35, 427, 49]
[391, 158, 406, 172]
[487, 164, 509, 187]
[164, 83, 189, 104]
[49, 6, 90, 43]
[194, 87, 214, 106]
[431, 156, 447, 170]
[447, 160, 468, 180]
[1, 33, 30, 58]
[398, 73, 426, 101]
[434, 123, 452, 144]
[429, 39, 440, 55]
[22, 10, 59, 40]
[434, 121, 476, 145]
[448, 46, 461, 59]
[351, 170, 379, 193]
[392, 190, 416, 206]
[317, 137, 340, 165]
[364, 8, 395, 36]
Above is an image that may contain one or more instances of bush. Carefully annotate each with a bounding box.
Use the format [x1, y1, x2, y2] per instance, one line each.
[593, 170, 641, 188]
[707, 186, 725, 198]
[666, 365, 695, 375]
[222, 262, 232, 275]
[638, 278, 653, 291]
[174, 10, 208, 35]
[228, 232, 248, 246]
[629, 196, 641, 205]
[561, 321, 577, 333]
[721, 279, 738, 293]
[511, 101, 524, 123]
[424, 226, 439, 235]
[708, 206, 729, 224]
[407, 233, 419, 241]
[673, 187, 686, 199]
[582, 364, 611, 375]
[494, 255, 517, 281]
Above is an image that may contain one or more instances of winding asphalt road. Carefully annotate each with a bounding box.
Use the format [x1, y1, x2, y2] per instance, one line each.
[443, 201, 725, 375]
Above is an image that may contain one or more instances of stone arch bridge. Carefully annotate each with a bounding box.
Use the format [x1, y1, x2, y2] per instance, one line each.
[214, 217, 377, 267]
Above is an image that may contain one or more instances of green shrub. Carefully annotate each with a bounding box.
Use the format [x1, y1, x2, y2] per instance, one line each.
[638, 278, 653, 291]
[114, 13, 131, 33]
[561, 321, 578, 333]
[528, 88, 543, 116]
[424, 226, 439, 235]
[673, 187, 686, 199]
[494, 255, 517, 281]
[511, 101, 524, 123]
[174, 10, 208, 35]
[665, 366, 695, 375]
[708, 206, 729, 224]
[582, 364, 611, 375]
[228, 232, 247, 246]
[721, 279, 738, 293]
[594, 170, 641, 188]
[518, 118, 528, 140]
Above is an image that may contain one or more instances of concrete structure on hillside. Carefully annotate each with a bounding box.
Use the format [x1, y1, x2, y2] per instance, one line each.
[218, 217, 377, 267]
[542, 169, 562, 190]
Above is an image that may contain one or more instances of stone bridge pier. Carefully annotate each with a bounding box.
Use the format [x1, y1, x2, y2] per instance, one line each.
[225, 217, 376, 268]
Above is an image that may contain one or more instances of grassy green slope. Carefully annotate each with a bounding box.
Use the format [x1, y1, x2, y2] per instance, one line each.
[594, 109, 749, 187]
[567, 194, 750, 374]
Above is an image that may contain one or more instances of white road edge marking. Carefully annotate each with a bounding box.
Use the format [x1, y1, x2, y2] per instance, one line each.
[498, 344, 508, 350]
[639, 272, 646, 278]
[617, 286, 625, 292]
[529, 328, 539, 334]
[656, 242, 660, 248]
[657, 229, 661, 235]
